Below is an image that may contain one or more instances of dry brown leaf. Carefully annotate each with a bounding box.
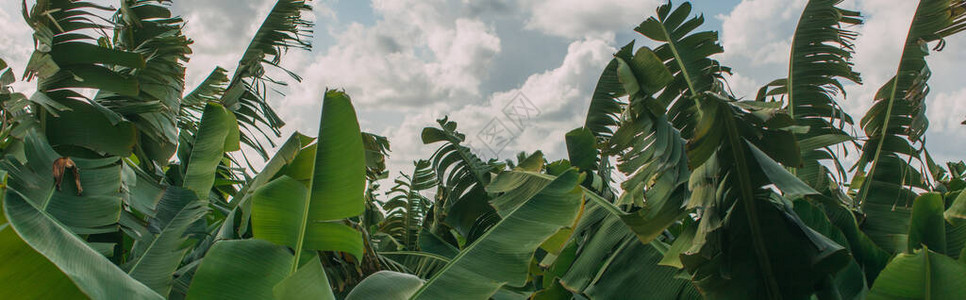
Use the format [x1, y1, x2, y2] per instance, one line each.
[52, 156, 82, 195]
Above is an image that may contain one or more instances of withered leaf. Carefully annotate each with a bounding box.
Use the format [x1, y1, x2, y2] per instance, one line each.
[52, 156, 82, 195]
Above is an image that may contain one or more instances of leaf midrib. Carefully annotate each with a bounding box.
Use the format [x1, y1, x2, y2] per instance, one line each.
[657, 18, 697, 99]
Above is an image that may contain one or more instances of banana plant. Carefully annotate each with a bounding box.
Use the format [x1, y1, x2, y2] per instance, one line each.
[0, 0, 326, 298]
[758, 0, 861, 190]
[182, 0, 314, 160]
[421, 118, 505, 244]
[852, 0, 966, 254]
[186, 90, 365, 299]
[349, 164, 584, 299]
[4, 0, 966, 299]
[0, 131, 164, 299]
[251, 90, 366, 262]
[378, 160, 438, 251]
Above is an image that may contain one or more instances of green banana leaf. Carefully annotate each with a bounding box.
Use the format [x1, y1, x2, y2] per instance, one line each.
[125, 187, 208, 297]
[557, 199, 698, 299]
[345, 271, 424, 300]
[273, 256, 335, 300]
[186, 239, 293, 300]
[855, 0, 966, 253]
[3, 188, 162, 299]
[868, 247, 966, 299]
[1, 132, 124, 234]
[349, 169, 583, 299]
[183, 102, 239, 199]
[908, 193, 946, 253]
[44, 98, 137, 157]
[251, 90, 366, 264]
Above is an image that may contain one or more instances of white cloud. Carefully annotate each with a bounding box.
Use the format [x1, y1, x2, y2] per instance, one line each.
[4, 0, 963, 173]
[426, 19, 503, 99]
[473, 38, 613, 156]
[718, 0, 805, 68]
[260, 0, 504, 177]
[380, 37, 614, 176]
[722, 72, 760, 100]
[290, 0, 501, 110]
[924, 88, 966, 164]
[521, 0, 658, 39]
[927, 88, 966, 134]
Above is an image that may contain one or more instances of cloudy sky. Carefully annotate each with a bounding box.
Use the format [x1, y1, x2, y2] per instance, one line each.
[2, 0, 965, 179]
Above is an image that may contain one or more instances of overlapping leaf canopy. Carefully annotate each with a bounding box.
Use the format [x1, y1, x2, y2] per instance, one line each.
[1, 1, 966, 300]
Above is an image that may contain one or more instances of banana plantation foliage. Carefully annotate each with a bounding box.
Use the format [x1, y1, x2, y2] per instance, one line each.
[3, 0, 966, 299]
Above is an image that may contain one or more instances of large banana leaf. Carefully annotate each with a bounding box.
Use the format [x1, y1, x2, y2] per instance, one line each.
[578, 1, 728, 247]
[0, 174, 84, 299]
[185, 239, 294, 299]
[273, 256, 336, 300]
[177, 131, 315, 300]
[307, 91, 366, 220]
[634, 1, 729, 136]
[349, 169, 583, 299]
[125, 187, 207, 297]
[783, 0, 861, 123]
[218, 0, 313, 159]
[945, 188, 966, 259]
[0, 207, 85, 299]
[214, 132, 312, 241]
[811, 194, 892, 284]
[609, 42, 680, 200]
[189, 132, 309, 286]
[868, 247, 966, 299]
[2, 132, 124, 234]
[251, 90, 366, 264]
[411, 169, 581, 299]
[855, 0, 966, 252]
[345, 271, 424, 300]
[555, 199, 698, 299]
[252, 176, 363, 260]
[680, 93, 847, 299]
[583, 42, 632, 141]
[19, 0, 193, 170]
[602, 38, 690, 239]
[376, 231, 454, 280]
[764, 0, 861, 188]
[181, 67, 229, 132]
[421, 117, 500, 242]
[577, 42, 635, 197]
[23, 0, 144, 95]
[44, 98, 138, 157]
[2, 183, 162, 299]
[183, 103, 240, 199]
[21, 0, 198, 171]
[109, 0, 192, 165]
[792, 199, 868, 299]
[907, 192, 947, 254]
[564, 128, 599, 172]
